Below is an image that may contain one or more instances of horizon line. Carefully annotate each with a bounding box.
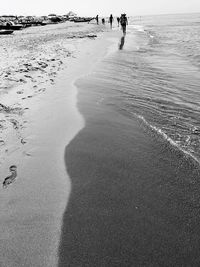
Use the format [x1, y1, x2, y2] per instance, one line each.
[0, 11, 199, 17]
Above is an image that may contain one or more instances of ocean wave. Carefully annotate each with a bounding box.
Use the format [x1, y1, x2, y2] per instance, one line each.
[128, 24, 160, 47]
[136, 114, 200, 165]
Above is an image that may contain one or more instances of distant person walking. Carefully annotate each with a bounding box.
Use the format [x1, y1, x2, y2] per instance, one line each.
[120, 13, 128, 34]
[117, 17, 120, 27]
[102, 18, 105, 25]
[109, 14, 114, 29]
[96, 15, 99, 25]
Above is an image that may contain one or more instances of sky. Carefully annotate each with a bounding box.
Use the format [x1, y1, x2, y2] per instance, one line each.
[1, 0, 200, 17]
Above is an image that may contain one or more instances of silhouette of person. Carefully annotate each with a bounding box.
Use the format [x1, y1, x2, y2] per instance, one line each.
[109, 14, 114, 28]
[96, 15, 99, 25]
[117, 17, 120, 27]
[102, 18, 105, 25]
[120, 14, 128, 34]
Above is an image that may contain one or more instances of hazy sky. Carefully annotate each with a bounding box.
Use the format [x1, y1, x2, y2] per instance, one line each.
[1, 0, 200, 16]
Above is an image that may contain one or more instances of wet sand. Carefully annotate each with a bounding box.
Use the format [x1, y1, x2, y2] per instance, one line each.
[0, 23, 116, 266]
[58, 38, 200, 266]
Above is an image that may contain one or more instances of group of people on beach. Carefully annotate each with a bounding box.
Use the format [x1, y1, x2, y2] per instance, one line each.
[95, 13, 128, 34]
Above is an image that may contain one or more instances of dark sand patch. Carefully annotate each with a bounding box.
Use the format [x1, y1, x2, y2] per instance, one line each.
[58, 74, 200, 266]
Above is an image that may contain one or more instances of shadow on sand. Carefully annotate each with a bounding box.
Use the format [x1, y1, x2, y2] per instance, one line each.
[119, 34, 126, 50]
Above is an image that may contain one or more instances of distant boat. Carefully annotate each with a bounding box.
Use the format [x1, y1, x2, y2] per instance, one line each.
[0, 22, 22, 30]
[73, 17, 94, 23]
[9, 25, 22, 30]
[0, 30, 13, 35]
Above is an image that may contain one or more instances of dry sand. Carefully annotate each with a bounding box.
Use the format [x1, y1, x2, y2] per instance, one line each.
[0, 22, 120, 267]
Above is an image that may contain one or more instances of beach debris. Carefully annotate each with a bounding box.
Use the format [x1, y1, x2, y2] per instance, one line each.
[2, 165, 17, 188]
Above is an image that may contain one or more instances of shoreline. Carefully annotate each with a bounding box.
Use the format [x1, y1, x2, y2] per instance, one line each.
[0, 23, 119, 266]
[58, 29, 200, 266]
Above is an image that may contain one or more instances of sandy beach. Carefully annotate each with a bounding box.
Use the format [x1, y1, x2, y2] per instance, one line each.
[1, 15, 200, 267]
[0, 22, 119, 266]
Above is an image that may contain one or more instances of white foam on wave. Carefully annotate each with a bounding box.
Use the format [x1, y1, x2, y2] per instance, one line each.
[128, 24, 145, 32]
[136, 114, 200, 165]
[128, 25, 156, 43]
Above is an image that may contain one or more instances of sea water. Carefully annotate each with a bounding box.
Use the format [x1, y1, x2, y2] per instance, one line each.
[108, 13, 200, 165]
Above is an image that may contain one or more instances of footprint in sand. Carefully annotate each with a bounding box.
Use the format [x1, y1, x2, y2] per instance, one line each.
[21, 138, 27, 144]
[38, 88, 46, 93]
[3, 165, 17, 188]
[19, 79, 27, 83]
[23, 151, 32, 157]
[24, 75, 32, 79]
[0, 140, 5, 146]
[10, 119, 19, 130]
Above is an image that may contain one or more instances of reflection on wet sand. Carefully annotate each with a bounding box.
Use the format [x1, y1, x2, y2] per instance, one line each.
[119, 35, 125, 50]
